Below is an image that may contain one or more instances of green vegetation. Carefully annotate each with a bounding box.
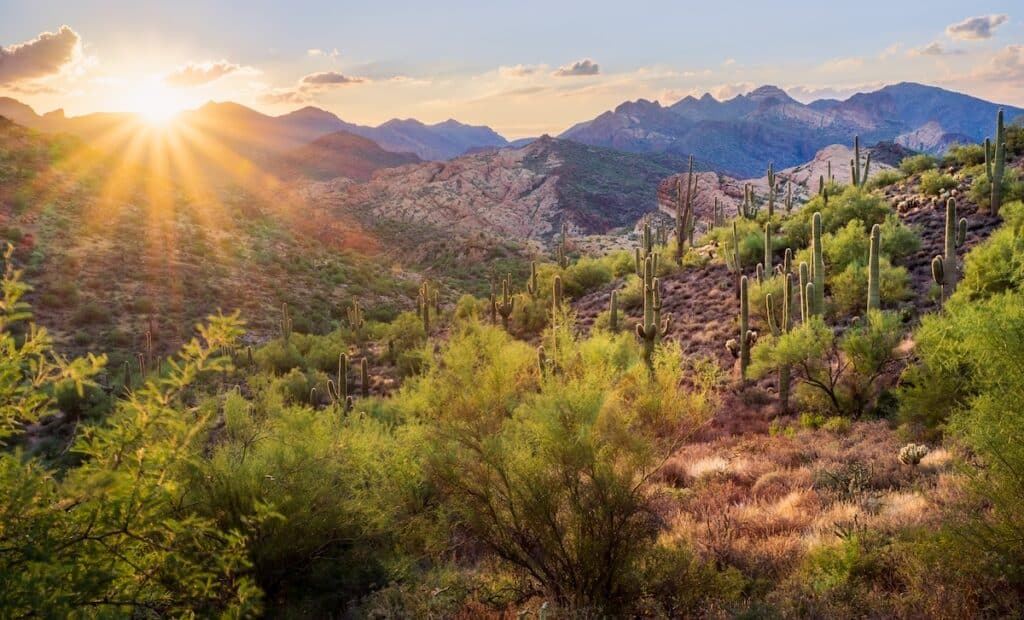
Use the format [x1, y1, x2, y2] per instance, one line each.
[899, 153, 937, 175]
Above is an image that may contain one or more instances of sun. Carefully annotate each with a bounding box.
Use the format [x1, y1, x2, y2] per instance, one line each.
[129, 80, 186, 125]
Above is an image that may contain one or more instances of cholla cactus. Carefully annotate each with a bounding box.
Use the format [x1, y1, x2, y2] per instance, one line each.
[898, 443, 930, 466]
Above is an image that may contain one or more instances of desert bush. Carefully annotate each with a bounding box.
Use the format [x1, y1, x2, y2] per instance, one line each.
[899, 154, 937, 175]
[710, 217, 764, 268]
[945, 143, 987, 167]
[254, 339, 304, 374]
[561, 256, 613, 298]
[750, 311, 903, 417]
[70, 300, 109, 326]
[958, 201, 1024, 299]
[784, 187, 890, 249]
[866, 168, 905, 190]
[829, 258, 910, 317]
[381, 311, 427, 376]
[918, 170, 958, 196]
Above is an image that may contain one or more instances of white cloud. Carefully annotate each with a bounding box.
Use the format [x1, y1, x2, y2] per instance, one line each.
[553, 58, 599, 77]
[946, 15, 1008, 41]
[163, 60, 253, 87]
[908, 42, 965, 57]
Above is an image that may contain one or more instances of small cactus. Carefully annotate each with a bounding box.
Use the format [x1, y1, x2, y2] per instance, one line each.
[898, 443, 930, 466]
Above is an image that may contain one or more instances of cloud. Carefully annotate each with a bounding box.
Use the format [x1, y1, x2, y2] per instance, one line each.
[972, 44, 1024, 83]
[946, 14, 1008, 40]
[722, 58, 736, 66]
[908, 41, 966, 57]
[553, 58, 599, 77]
[819, 56, 865, 73]
[785, 82, 888, 102]
[498, 64, 540, 78]
[879, 43, 902, 60]
[307, 48, 339, 59]
[163, 60, 250, 87]
[261, 70, 366, 105]
[299, 71, 363, 85]
[0, 25, 81, 85]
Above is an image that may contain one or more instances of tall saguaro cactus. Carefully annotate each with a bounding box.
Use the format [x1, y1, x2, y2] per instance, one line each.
[636, 255, 670, 368]
[738, 275, 751, 379]
[497, 273, 515, 330]
[727, 221, 742, 298]
[931, 198, 968, 302]
[526, 261, 539, 298]
[280, 303, 293, 342]
[608, 290, 619, 332]
[798, 262, 810, 323]
[556, 222, 570, 268]
[764, 223, 773, 275]
[766, 273, 793, 411]
[766, 163, 777, 220]
[417, 282, 432, 333]
[810, 212, 825, 316]
[676, 155, 697, 264]
[867, 224, 881, 312]
[991, 109, 1007, 214]
[328, 353, 353, 412]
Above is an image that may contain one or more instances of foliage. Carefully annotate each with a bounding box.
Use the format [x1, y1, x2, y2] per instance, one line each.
[899, 154, 937, 175]
[969, 167, 1024, 211]
[829, 258, 910, 318]
[918, 170, 958, 196]
[866, 168, 905, 190]
[784, 186, 890, 249]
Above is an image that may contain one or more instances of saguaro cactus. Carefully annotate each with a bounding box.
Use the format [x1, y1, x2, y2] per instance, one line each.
[497, 273, 515, 330]
[636, 255, 670, 368]
[931, 198, 968, 302]
[991, 109, 1006, 214]
[556, 222, 570, 267]
[360, 357, 370, 398]
[867, 224, 881, 312]
[346, 300, 365, 330]
[785, 180, 793, 214]
[810, 212, 825, 316]
[526, 261, 539, 298]
[738, 275, 752, 379]
[280, 302, 293, 342]
[609, 290, 619, 332]
[766, 163, 777, 220]
[552, 275, 563, 312]
[417, 282, 431, 332]
[676, 156, 697, 263]
[766, 273, 793, 411]
[764, 222, 773, 275]
[799, 262, 810, 323]
[727, 221, 742, 298]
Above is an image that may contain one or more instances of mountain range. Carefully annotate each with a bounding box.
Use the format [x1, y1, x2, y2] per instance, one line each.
[560, 82, 1023, 177]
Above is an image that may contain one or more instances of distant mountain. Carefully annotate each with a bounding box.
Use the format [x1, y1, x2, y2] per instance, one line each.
[560, 82, 1024, 177]
[305, 136, 689, 242]
[344, 118, 508, 160]
[276, 130, 421, 181]
[0, 98, 508, 163]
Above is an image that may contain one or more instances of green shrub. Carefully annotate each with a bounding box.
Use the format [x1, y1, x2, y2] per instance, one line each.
[254, 339, 305, 374]
[958, 201, 1024, 299]
[784, 187, 890, 249]
[829, 258, 910, 318]
[866, 168, 905, 190]
[946, 143, 986, 167]
[381, 311, 427, 376]
[70, 300, 110, 326]
[561, 256, 613, 298]
[899, 154, 937, 175]
[918, 170, 958, 196]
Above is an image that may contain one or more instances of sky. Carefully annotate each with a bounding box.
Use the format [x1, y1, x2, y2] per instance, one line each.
[1, 1, 1022, 138]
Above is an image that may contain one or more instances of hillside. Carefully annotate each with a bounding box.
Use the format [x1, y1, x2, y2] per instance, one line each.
[560, 82, 1024, 177]
[305, 135, 689, 243]
[275, 130, 422, 181]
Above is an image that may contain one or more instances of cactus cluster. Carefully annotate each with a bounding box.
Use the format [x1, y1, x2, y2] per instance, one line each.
[986, 109, 1007, 214]
[327, 353, 354, 412]
[931, 198, 968, 302]
[739, 183, 758, 219]
[851, 135, 871, 188]
[346, 300, 365, 330]
[416, 282, 434, 332]
[898, 443, 930, 466]
[675, 156, 697, 264]
[635, 254, 670, 368]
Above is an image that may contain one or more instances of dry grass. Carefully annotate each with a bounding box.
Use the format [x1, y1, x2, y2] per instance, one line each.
[656, 418, 957, 580]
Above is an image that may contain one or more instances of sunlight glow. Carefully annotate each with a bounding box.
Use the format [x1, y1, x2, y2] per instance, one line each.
[129, 79, 187, 125]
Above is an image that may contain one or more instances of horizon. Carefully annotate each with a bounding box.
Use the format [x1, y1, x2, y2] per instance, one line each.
[2, 1, 1022, 138]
